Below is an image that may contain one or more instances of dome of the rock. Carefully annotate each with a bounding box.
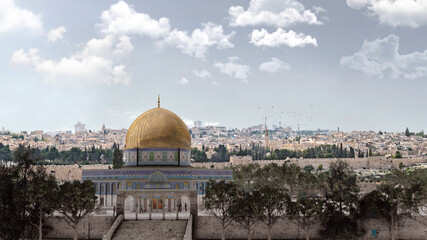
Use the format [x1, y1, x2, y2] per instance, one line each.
[125, 107, 191, 150]
[123, 100, 192, 167]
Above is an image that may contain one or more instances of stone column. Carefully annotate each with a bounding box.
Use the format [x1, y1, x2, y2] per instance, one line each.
[189, 191, 198, 236]
[162, 199, 165, 220]
[149, 199, 152, 220]
[135, 197, 139, 220]
[175, 198, 179, 220]
[116, 193, 125, 216]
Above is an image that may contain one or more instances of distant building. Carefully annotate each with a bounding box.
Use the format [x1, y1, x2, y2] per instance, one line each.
[194, 120, 202, 128]
[31, 130, 44, 139]
[75, 122, 86, 133]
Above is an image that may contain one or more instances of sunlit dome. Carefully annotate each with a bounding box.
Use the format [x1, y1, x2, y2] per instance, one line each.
[125, 101, 191, 150]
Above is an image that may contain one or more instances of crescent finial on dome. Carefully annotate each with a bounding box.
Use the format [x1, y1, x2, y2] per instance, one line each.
[158, 94, 160, 108]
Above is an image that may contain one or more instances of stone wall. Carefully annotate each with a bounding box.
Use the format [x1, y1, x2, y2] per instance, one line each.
[361, 217, 427, 240]
[195, 216, 321, 240]
[195, 216, 427, 240]
[230, 155, 253, 165]
[45, 215, 115, 239]
[45, 164, 110, 182]
[192, 156, 427, 170]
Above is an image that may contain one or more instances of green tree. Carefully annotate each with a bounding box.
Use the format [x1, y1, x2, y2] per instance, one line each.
[27, 166, 59, 240]
[405, 127, 410, 137]
[191, 148, 208, 162]
[304, 165, 314, 173]
[57, 180, 97, 240]
[280, 163, 301, 196]
[257, 183, 289, 240]
[67, 147, 82, 163]
[113, 147, 123, 169]
[393, 151, 402, 159]
[287, 194, 324, 240]
[321, 160, 360, 239]
[0, 145, 43, 239]
[317, 164, 323, 171]
[14, 145, 40, 238]
[204, 180, 237, 240]
[0, 144, 12, 161]
[214, 145, 227, 162]
[256, 164, 289, 240]
[366, 169, 427, 238]
[0, 164, 20, 239]
[230, 188, 262, 240]
[232, 164, 261, 191]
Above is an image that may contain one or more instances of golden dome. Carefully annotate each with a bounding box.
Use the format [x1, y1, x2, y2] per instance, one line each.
[125, 107, 191, 149]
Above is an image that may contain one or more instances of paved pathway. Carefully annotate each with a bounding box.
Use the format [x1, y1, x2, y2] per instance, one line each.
[112, 220, 187, 240]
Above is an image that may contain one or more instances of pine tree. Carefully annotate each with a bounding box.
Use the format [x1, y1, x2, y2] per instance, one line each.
[113, 147, 124, 169]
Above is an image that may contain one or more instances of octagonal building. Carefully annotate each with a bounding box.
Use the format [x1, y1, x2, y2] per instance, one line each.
[82, 99, 232, 218]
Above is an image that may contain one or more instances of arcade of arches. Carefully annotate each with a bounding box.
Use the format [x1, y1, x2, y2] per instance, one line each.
[82, 102, 233, 220]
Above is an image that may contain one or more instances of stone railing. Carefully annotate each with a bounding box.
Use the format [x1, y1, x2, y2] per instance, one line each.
[183, 214, 193, 240]
[103, 214, 123, 240]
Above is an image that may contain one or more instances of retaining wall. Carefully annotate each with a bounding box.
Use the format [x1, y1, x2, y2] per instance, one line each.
[192, 157, 427, 170]
[45, 215, 115, 239]
[195, 216, 427, 240]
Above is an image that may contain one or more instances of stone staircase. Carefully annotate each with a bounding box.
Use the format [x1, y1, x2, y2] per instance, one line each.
[112, 220, 188, 240]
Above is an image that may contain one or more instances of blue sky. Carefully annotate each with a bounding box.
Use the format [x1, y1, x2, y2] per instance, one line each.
[1, 0, 427, 133]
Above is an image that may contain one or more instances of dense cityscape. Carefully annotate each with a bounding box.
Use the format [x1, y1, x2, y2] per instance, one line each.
[2, 0, 427, 240]
[1, 121, 427, 163]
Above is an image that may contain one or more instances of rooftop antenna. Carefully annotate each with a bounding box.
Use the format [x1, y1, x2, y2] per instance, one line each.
[157, 94, 160, 108]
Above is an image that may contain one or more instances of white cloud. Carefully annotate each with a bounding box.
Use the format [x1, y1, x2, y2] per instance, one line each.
[312, 6, 326, 14]
[10, 34, 131, 86]
[214, 57, 250, 80]
[176, 77, 190, 85]
[161, 22, 235, 59]
[112, 35, 134, 60]
[193, 69, 211, 78]
[100, 2, 234, 59]
[250, 28, 317, 48]
[9, 1, 235, 87]
[0, 0, 42, 33]
[346, 0, 427, 28]
[10, 48, 40, 66]
[99, 0, 170, 38]
[46, 26, 66, 42]
[229, 0, 322, 27]
[259, 58, 290, 73]
[340, 34, 427, 80]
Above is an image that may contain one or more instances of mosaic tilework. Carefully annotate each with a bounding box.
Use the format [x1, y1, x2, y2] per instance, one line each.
[124, 148, 191, 166]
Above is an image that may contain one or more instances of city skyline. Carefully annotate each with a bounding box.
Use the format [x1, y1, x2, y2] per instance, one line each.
[2, 0, 427, 132]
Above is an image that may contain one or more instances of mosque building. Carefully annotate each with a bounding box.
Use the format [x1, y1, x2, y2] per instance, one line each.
[82, 97, 232, 219]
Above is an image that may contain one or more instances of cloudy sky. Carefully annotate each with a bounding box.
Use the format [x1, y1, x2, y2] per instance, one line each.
[1, 0, 427, 133]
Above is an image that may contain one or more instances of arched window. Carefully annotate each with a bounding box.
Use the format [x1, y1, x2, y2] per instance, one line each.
[105, 183, 109, 194]
[94, 183, 98, 193]
[100, 183, 104, 194]
[126, 182, 132, 189]
[112, 183, 116, 193]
